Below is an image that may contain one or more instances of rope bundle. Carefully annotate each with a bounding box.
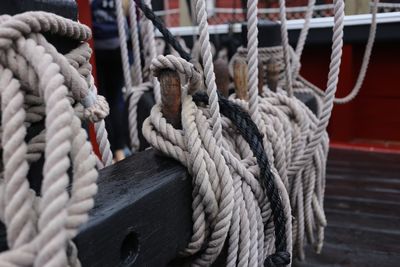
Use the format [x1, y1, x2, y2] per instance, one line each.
[142, 0, 293, 265]
[0, 12, 110, 266]
[138, 0, 367, 266]
[143, 55, 291, 267]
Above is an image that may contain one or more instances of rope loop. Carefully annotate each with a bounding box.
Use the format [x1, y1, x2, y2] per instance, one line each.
[0, 11, 110, 266]
[151, 55, 202, 92]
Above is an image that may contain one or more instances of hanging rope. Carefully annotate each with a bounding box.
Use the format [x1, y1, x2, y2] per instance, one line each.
[0, 11, 108, 266]
[292, 0, 316, 79]
[278, 0, 294, 96]
[140, 0, 161, 103]
[128, 0, 143, 86]
[140, 1, 292, 266]
[333, 0, 379, 104]
[246, 0, 261, 124]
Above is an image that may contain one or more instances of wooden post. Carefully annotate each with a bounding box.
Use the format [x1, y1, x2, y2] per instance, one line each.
[214, 58, 230, 97]
[159, 70, 182, 129]
[266, 58, 279, 92]
[233, 58, 249, 100]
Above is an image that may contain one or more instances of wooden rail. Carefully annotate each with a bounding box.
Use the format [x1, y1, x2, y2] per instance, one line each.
[75, 150, 193, 266]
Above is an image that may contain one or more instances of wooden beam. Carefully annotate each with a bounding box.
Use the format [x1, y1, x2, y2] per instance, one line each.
[74, 150, 193, 266]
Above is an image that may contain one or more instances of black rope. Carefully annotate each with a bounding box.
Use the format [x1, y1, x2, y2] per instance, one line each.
[135, 2, 290, 265]
[193, 93, 290, 267]
[136, 0, 191, 61]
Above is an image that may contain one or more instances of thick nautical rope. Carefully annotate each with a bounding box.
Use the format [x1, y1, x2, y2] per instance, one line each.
[193, 0, 224, 145]
[333, 0, 379, 104]
[128, 0, 143, 86]
[246, 0, 261, 124]
[140, 0, 161, 103]
[137, 0, 191, 62]
[116, 0, 133, 91]
[278, 0, 294, 96]
[292, 0, 316, 79]
[116, 0, 147, 151]
[193, 92, 292, 266]
[126, 82, 152, 151]
[0, 12, 104, 266]
[143, 55, 291, 266]
[139, 3, 292, 265]
[225, 0, 348, 261]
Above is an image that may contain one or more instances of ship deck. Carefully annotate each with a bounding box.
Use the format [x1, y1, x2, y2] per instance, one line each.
[294, 148, 400, 267]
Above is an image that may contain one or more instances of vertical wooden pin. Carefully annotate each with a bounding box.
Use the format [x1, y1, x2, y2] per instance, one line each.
[158, 70, 182, 129]
[258, 61, 264, 96]
[266, 58, 279, 92]
[233, 58, 248, 100]
[214, 58, 230, 97]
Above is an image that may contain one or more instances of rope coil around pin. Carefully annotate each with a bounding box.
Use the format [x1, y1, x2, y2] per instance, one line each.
[139, 1, 292, 266]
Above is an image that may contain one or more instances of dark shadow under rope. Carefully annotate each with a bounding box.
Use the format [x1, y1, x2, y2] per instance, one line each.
[136, 2, 290, 266]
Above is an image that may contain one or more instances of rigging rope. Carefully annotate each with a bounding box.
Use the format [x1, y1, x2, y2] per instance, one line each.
[140, 1, 292, 266]
[141, 0, 354, 265]
[0, 11, 110, 266]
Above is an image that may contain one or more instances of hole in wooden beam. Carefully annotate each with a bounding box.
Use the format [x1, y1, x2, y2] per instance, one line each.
[120, 230, 140, 265]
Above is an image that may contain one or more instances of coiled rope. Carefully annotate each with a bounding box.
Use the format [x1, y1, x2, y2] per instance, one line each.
[141, 0, 292, 266]
[0, 11, 109, 266]
[141, 0, 354, 265]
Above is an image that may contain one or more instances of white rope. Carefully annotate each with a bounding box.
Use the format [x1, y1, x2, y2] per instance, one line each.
[292, 0, 316, 78]
[193, 0, 224, 145]
[128, 0, 143, 86]
[144, 56, 280, 266]
[115, 0, 133, 90]
[246, 0, 261, 124]
[333, 0, 379, 104]
[279, 0, 294, 96]
[0, 11, 106, 266]
[140, 0, 161, 103]
[224, 0, 350, 261]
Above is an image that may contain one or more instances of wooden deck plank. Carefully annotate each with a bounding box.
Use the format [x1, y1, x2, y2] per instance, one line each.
[295, 243, 400, 267]
[326, 209, 400, 234]
[296, 148, 400, 267]
[326, 186, 400, 202]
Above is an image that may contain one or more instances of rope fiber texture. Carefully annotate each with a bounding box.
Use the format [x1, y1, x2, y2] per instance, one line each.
[141, 0, 351, 265]
[139, 1, 293, 265]
[0, 11, 110, 266]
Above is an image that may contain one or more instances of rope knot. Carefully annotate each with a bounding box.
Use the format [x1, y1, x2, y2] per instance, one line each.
[83, 94, 110, 122]
[264, 251, 291, 267]
[151, 55, 203, 93]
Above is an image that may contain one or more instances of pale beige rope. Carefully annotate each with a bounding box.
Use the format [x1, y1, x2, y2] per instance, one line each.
[128, 0, 143, 86]
[278, 0, 294, 96]
[140, 0, 161, 103]
[292, 0, 316, 79]
[225, 0, 347, 261]
[246, 0, 262, 125]
[144, 54, 290, 266]
[0, 12, 102, 266]
[193, 0, 223, 145]
[116, 0, 146, 151]
[116, 0, 133, 91]
[333, 0, 379, 104]
[242, 0, 294, 260]
[126, 82, 152, 151]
